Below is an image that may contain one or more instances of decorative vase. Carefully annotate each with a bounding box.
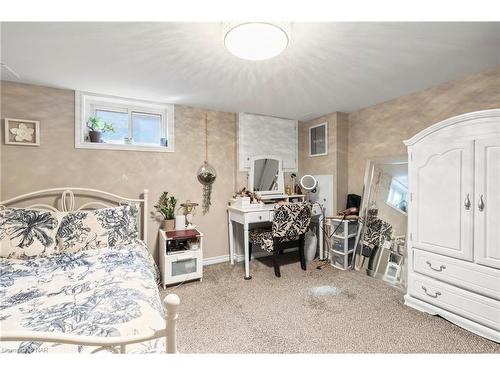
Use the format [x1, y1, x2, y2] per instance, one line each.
[89, 130, 102, 143]
[163, 219, 175, 231]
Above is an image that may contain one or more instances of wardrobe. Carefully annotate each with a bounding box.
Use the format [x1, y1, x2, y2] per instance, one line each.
[404, 109, 500, 343]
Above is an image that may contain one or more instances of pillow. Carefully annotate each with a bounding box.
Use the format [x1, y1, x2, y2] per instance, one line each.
[0, 207, 60, 259]
[56, 204, 138, 253]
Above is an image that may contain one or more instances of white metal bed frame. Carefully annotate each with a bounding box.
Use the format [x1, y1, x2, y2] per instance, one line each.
[0, 187, 180, 354]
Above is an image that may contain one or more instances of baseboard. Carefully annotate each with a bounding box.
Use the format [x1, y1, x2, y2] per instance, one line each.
[204, 247, 301, 266]
[203, 254, 230, 266]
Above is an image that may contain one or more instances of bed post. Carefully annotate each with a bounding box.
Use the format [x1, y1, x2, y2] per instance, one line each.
[143, 189, 149, 247]
[164, 293, 180, 353]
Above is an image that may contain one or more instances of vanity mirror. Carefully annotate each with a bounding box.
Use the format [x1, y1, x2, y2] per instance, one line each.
[355, 156, 408, 289]
[248, 156, 284, 197]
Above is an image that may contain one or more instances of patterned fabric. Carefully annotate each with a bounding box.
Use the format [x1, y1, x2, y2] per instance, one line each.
[362, 216, 393, 248]
[0, 240, 165, 354]
[0, 208, 60, 259]
[249, 202, 312, 252]
[56, 204, 138, 253]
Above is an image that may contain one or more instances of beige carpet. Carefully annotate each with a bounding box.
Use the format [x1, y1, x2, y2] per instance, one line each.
[160, 254, 500, 353]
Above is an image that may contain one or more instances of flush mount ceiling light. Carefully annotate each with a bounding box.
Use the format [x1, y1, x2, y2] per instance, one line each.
[223, 22, 290, 61]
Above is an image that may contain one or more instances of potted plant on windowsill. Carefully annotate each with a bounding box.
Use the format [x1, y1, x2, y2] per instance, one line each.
[87, 116, 115, 143]
[155, 192, 178, 231]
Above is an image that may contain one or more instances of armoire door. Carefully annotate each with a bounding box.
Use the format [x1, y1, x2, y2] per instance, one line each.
[411, 140, 474, 261]
[474, 138, 500, 269]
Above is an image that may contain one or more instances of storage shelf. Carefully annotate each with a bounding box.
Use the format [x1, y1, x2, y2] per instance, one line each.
[332, 233, 357, 239]
[330, 249, 355, 255]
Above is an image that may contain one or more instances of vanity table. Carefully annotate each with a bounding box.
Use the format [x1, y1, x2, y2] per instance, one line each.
[227, 156, 324, 279]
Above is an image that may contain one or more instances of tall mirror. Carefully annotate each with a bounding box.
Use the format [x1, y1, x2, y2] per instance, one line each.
[249, 156, 284, 196]
[355, 156, 408, 289]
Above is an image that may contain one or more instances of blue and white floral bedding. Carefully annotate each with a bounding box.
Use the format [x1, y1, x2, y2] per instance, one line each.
[0, 240, 166, 353]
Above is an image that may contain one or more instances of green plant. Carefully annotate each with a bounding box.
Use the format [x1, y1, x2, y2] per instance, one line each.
[87, 116, 115, 133]
[154, 192, 177, 220]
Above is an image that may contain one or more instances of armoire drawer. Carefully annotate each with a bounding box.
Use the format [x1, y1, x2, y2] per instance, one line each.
[408, 274, 500, 331]
[413, 249, 500, 300]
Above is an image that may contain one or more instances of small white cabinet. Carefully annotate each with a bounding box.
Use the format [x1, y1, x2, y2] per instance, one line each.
[404, 109, 500, 343]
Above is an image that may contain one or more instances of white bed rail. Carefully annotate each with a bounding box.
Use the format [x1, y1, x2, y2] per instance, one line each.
[0, 187, 149, 247]
[0, 294, 180, 354]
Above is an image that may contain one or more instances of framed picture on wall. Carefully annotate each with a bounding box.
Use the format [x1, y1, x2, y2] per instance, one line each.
[4, 118, 40, 146]
[309, 122, 327, 157]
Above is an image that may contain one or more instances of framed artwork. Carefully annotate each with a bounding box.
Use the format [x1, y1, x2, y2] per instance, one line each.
[4, 118, 40, 146]
[309, 122, 328, 157]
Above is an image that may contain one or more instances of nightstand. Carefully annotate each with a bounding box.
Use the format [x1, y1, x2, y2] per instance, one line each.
[158, 229, 203, 289]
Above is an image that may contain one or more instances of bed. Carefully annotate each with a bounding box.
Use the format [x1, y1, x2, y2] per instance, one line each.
[0, 188, 179, 354]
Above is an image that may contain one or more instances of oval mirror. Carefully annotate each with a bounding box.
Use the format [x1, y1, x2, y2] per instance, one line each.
[300, 174, 318, 192]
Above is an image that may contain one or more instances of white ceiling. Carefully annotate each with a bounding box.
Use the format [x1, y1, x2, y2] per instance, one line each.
[1, 22, 499, 120]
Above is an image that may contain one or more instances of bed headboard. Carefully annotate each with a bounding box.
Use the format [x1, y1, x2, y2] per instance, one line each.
[0, 187, 149, 247]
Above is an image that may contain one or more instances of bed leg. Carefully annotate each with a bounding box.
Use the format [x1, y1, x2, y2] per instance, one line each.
[164, 293, 180, 354]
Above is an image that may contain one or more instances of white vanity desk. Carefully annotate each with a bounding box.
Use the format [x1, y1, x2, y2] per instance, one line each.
[228, 156, 325, 279]
[227, 195, 325, 279]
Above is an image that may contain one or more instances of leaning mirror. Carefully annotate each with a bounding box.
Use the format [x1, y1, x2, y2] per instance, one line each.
[249, 156, 284, 196]
[354, 156, 408, 289]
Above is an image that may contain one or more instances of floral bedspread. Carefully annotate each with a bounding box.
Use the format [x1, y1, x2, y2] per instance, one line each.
[0, 240, 166, 353]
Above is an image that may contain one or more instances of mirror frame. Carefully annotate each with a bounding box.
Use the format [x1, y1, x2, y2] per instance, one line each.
[359, 155, 408, 221]
[354, 155, 409, 286]
[248, 155, 284, 196]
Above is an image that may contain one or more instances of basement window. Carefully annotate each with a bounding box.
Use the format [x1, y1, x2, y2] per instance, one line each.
[75, 91, 174, 152]
[386, 177, 408, 214]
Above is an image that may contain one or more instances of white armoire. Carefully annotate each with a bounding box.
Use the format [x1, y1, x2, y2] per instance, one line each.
[404, 109, 500, 343]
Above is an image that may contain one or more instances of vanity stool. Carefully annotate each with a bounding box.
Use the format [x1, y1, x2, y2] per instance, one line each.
[248, 202, 312, 277]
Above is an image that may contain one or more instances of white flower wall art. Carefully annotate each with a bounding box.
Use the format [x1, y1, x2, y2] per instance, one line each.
[4, 118, 40, 146]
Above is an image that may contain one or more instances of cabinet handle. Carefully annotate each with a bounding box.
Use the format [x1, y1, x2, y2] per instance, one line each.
[421, 286, 441, 298]
[478, 194, 485, 212]
[464, 194, 471, 210]
[258, 215, 262, 220]
[426, 261, 446, 272]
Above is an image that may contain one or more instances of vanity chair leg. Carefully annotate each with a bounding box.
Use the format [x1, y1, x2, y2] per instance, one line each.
[273, 239, 281, 278]
[248, 242, 252, 262]
[299, 234, 307, 271]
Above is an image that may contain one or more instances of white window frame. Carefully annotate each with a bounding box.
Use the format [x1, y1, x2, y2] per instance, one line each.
[385, 177, 408, 216]
[75, 91, 175, 153]
[308, 122, 328, 157]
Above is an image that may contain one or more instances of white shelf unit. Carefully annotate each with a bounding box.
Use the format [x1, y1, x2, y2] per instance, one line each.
[328, 218, 359, 270]
[159, 229, 203, 288]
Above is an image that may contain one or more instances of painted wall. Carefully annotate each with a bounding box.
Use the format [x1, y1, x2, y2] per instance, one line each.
[0, 81, 236, 263]
[298, 112, 348, 213]
[347, 66, 500, 195]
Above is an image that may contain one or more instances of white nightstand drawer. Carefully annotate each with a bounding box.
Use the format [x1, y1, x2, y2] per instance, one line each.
[408, 274, 500, 331]
[247, 211, 271, 223]
[413, 249, 500, 300]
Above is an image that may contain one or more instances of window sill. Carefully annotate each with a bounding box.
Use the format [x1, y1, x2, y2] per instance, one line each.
[76, 141, 174, 153]
[384, 201, 408, 216]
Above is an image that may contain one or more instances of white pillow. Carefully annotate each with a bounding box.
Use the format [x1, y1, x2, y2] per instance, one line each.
[0, 207, 60, 259]
[56, 204, 139, 253]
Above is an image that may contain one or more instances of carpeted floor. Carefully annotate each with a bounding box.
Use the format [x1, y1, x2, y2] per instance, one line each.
[160, 254, 500, 353]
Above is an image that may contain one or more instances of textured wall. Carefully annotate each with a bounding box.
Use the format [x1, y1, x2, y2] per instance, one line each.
[298, 112, 348, 212]
[347, 66, 500, 195]
[0, 81, 236, 262]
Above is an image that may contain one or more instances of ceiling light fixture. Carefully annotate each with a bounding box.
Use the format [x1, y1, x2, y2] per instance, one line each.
[223, 22, 290, 61]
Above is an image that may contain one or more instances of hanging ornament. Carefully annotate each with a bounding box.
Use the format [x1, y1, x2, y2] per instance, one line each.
[197, 113, 217, 214]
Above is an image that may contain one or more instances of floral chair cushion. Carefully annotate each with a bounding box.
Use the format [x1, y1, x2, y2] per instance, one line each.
[0, 207, 60, 259]
[249, 202, 312, 253]
[56, 204, 139, 253]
